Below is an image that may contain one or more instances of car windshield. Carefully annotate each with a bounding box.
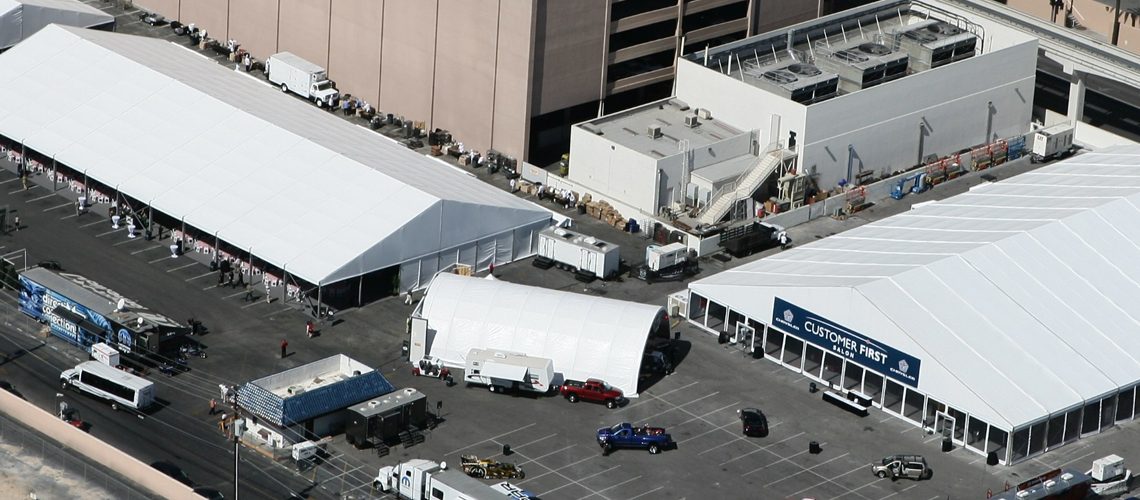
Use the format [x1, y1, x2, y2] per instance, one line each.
[315, 81, 332, 91]
[609, 424, 624, 433]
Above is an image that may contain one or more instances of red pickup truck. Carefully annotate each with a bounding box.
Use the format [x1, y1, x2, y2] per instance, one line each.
[559, 379, 625, 409]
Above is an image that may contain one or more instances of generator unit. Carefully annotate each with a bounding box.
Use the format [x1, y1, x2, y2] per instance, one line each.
[894, 20, 978, 71]
[1030, 123, 1075, 162]
[816, 41, 909, 93]
[743, 55, 840, 104]
[634, 243, 698, 283]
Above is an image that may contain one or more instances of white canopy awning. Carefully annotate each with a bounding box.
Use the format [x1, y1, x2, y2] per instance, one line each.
[0, 26, 551, 285]
[481, 362, 530, 382]
[690, 146, 1140, 430]
[418, 273, 667, 397]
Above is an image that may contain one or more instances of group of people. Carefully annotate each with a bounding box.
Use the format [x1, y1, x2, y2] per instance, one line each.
[340, 97, 374, 118]
[537, 184, 578, 210]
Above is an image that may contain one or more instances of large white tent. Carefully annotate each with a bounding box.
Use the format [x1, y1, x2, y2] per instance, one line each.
[0, 26, 551, 291]
[688, 145, 1140, 464]
[417, 273, 667, 397]
[0, 0, 113, 50]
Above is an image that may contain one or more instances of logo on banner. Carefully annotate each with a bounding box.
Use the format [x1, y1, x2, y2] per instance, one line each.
[898, 360, 909, 373]
[783, 309, 794, 323]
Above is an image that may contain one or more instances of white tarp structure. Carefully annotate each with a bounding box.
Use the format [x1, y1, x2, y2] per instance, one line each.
[417, 273, 666, 397]
[0, 0, 114, 50]
[0, 26, 551, 290]
[688, 145, 1140, 463]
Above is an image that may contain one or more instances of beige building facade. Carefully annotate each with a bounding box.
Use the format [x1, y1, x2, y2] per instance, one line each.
[134, 0, 856, 163]
[1003, 0, 1140, 53]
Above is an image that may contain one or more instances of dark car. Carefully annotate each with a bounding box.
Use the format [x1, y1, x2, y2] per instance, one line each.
[151, 461, 193, 487]
[739, 408, 768, 437]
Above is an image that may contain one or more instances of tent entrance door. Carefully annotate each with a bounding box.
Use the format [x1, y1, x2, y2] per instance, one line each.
[936, 412, 955, 442]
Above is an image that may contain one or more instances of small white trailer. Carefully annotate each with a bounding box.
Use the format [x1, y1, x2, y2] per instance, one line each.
[266, 52, 340, 108]
[1031, 123, 1075, 163]
[374, 460, 502, 500]
[634, 243, 698, 283]
[533, 227, 620, 281]
[464, 348, 554, 394]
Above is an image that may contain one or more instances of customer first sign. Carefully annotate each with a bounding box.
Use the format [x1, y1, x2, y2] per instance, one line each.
[772, 297, 921, 387]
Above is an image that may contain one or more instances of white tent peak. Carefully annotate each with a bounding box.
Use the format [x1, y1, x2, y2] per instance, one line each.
[0, 0, 114, 50]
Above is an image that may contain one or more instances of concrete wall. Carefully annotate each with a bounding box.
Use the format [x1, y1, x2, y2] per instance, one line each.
[532, 0, 607, 115]
[279, 0, 332, 69]
[569, 126, 660, 214]
[1004, 0, 1140, 55]
[0, 391, 200, 499]
[228, 0, 278, 63]
[327, 0, 383, 106]
[674, 58, 809, 151]
[801, 40, 1038, 190]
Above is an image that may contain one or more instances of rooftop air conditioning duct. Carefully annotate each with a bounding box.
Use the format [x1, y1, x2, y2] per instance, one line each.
[894, 20, 978, 71]
[648, 124, 662, 138]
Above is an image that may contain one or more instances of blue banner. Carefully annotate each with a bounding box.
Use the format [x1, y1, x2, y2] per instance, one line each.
[772, 297, 921, 387]
[19, 275, 114, 352]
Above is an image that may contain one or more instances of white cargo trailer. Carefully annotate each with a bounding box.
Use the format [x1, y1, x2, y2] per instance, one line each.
[1031, 123, 1074, 162]
[374, 459, 502, 500]
[464, 348, 554, 394]
[266, 52, 339, 108]
[534, 227, 620, 280]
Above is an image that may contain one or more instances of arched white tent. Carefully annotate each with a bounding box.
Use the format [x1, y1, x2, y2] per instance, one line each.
[417, 273, 666, 397]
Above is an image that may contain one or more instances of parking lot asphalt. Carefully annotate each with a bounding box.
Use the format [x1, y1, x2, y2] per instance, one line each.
[1, 3, 1133, 499]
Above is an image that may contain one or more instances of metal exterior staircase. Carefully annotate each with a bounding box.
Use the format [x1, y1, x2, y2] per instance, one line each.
[697, 149, 790, 225]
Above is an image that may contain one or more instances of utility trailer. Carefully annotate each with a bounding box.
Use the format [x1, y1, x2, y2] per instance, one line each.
[633, 243, 698, 283]
[718, 220, 789, 258]
[464, 348, 554, 394]
[374, 460, 502, 500]
[343, 388, 428, 450]
[534, 227, 620, 281]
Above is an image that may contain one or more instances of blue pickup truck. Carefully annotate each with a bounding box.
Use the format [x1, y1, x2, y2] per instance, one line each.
[596, 422, 673, 455]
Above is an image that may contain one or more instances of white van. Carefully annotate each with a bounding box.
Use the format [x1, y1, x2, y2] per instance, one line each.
[61, 361, 156, 411]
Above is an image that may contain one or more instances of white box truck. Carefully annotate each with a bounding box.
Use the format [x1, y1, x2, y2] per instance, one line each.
[266, 52, 340, 108]
[464, 348, 554, 394]
[374, 459, 502, 500]
[1031, 123, 1074, 163]
[533, 227, 620, 281]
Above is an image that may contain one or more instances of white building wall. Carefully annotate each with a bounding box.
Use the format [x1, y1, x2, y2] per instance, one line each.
[674, 59, 809, 152]
[801, 40, 1038, 189]
[569, 127, 661, 214]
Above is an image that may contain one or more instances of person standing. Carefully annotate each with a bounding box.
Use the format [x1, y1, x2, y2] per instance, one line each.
[12, 215, 19, 232]
[306, 320, 315, 339]
[279, 339, 288, 359]
[242, 283, 254, 302]
[209, 399, 218, 416]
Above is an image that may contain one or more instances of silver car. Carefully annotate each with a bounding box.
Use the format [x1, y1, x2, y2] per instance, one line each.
[871, 455, 932, 481]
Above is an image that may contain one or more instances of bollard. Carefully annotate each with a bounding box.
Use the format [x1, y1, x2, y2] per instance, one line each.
[503, 444, 512, 456]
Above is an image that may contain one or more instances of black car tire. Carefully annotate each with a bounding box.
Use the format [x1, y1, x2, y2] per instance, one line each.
[111, 402, 119, 411]
[567, 394, 578, 403]
[605, 399, 617, 409]
[60, 380, 68, 390]
[875, 470, 887, 478]
[648, 444, 660, 454]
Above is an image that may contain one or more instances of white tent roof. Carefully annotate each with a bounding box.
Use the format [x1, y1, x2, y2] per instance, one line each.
[691, 145, 1140, 430]
[0, 0, 113, 50]
[418, 273, 666, 397]
[0, 26, 550, 284]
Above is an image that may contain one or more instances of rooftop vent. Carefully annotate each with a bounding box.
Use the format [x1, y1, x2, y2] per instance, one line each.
[816, 39, 909, 92]
[697, 108, 712, 120]
[648, 124, 662, 139]
[745, 58, 839, 104]
[684, 114, 699, 127]
[894, 20, 977, 71]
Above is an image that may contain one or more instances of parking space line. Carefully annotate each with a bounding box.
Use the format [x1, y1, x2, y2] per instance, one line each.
[186, 271, 214, 282]
[262, 306, 295, 317]
[625, 486, 663, 500]
[132, 245, 165, 255]
[95, 228, 120, 237]
[445, 423, 537, 455]
[0, 178, 18, 185]
[43, 201, 72, 212]
[491, 438, 609, 500]
[167, 262, 199, 273]
[240, 300, 267, 309]
[26, 192, 56, 203]
[577, 475, 641, 499]
[80, 219, 106, 228]
[878, 483, 919, 499]
[147, 255, 175, 264]
[719, 431, 805, 465]
[787, 463, 866, 498]
[1055, 450, 1096, 469]
[8, 185, 39, 195]
[59, 213, 77, 220]
[518, 444, 576, 465]
[485, 434, 557, 459]
[516, 454, 600, 485]
[534, 465, 620, 495]
[112, 237, 145, 246]
[616, 380, 699, 413]
[764, 452, 849, 487]
[222, 289, 250, 299]
[671, 401, 739, 428]
[740, 443, 825, 477]
[832, 478, 880, 499]
[698, 421, 786, 454]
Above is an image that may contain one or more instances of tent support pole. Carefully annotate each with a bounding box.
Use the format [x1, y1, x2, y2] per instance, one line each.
[51, 157, 57, 192]
[358, 278, 363, 307]
[248, 247, 254, 284]
[147, 205, 154, 238]
[282, 270, 289, 302]
[83, 171, 87, 198]
[317, 285, 322, 318]
[215, 233, 220, 263]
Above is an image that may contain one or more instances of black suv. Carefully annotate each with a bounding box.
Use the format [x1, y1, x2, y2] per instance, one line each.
[739, 408, 769, 437]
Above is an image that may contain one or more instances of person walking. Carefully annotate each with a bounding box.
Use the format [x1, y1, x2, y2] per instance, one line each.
[280, 339, 288, 359]
[242, 282, 254, 302]
[209, 398, 218, 415]
[235, 271, 245, 288]
[306, 320, 315, 339]
[20, 172, 27, 191]
[12, 215, 19, 232]
[218, 412, 227, 433]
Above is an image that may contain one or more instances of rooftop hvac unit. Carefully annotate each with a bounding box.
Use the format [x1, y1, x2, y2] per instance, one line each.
[697, 108, 713, 120]
[744, 61, 840, 104]
[816, 41, 909, 93]
[894, 20, 977, 71]
[684, 114, 700, 127]
[648, 124, 662, 138]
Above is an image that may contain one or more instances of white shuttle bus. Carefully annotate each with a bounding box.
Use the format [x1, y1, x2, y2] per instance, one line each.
[60, 361, 156, 411]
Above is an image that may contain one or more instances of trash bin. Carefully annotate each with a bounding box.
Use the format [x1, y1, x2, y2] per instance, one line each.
[809, 441, 821, 454]
[986, 451, 998, 466]
[674, 331, 681, 341]
[502, 444, 512, 456]
[718, 332, 729, 344]
[941, 438, 952, 452]
[752, 349, 763, 359]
